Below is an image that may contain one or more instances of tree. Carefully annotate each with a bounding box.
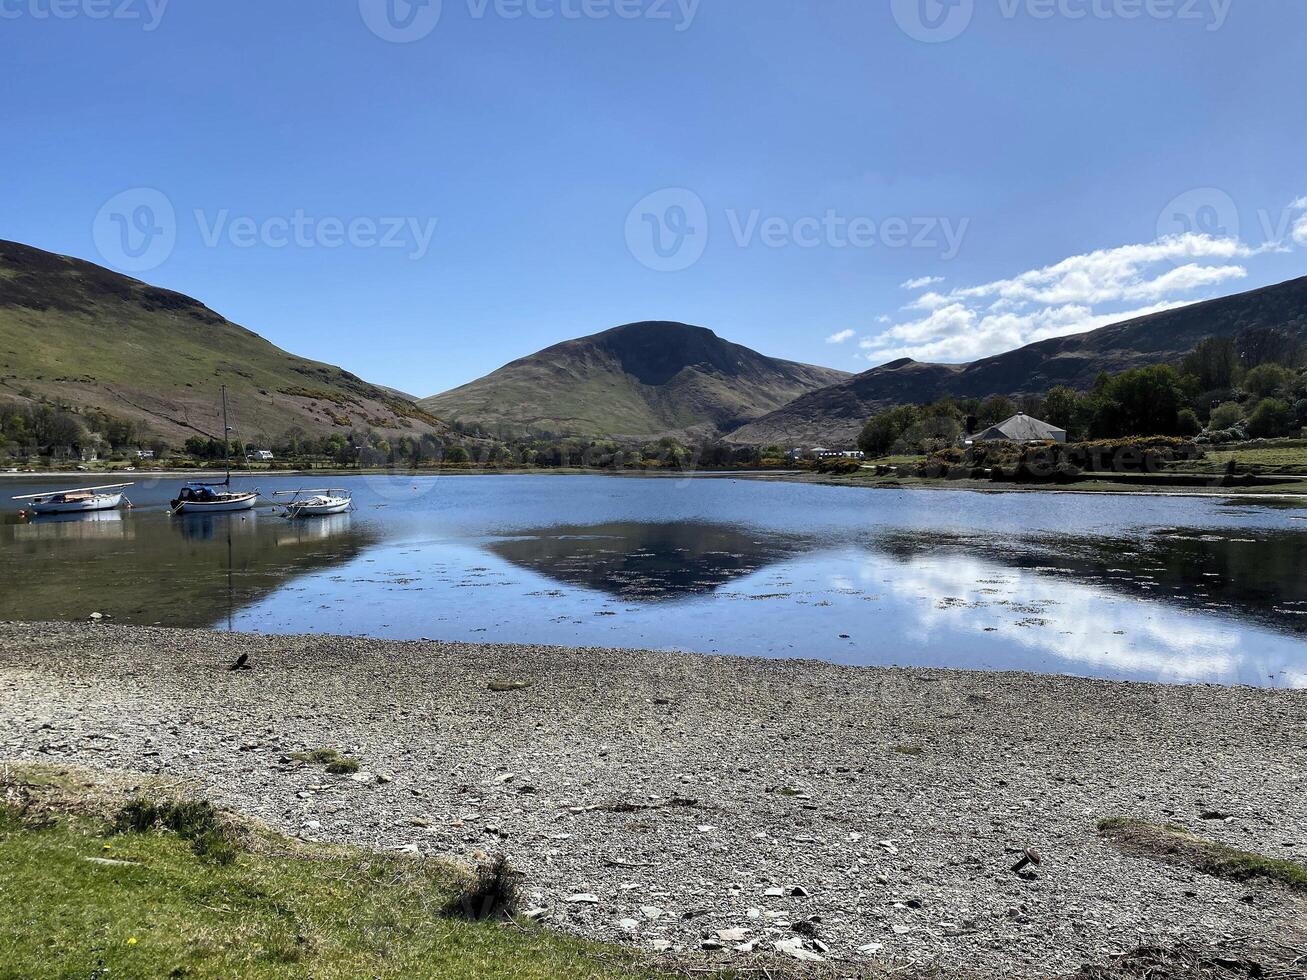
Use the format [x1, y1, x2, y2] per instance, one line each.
[977, 395, 1017, 428]
[1182, 336, 1239, 390]
[445, 446, 471, 464]
[1246, 398, 1297, 438]
[1242, 363, 1294, 399]
[1041, 386, 1092, 441]
[1176, 408, 1201, 436]
[857, 405, 920, 457]
[1209, 401, 1245, 430]
[1090, 365, 1194, 438]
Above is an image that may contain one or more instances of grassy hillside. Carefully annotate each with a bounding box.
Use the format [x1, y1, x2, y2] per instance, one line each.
[420, 321, 849, 440]
[0, 241, 446, 446]
[728, 276, 1307, 446]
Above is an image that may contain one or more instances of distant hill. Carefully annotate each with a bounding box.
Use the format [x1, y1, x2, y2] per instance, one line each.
[727, 276, 1307, 446]
[419, 321, 850, 440]
[0, 241, 446, 445]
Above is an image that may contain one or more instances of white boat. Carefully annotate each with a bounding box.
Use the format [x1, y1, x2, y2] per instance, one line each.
[12, 483, 134, 516]
[171, 483, 260, 514]
[170, 386, 260, 516]
[274, 488, 353, 517]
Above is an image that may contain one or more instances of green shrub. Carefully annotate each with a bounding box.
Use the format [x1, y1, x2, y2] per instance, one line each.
[1208, 401, 1245, 429]
[114, 798, 236, 865]
[442, 856, 521, 921]
[1247, 398, 1297, 439]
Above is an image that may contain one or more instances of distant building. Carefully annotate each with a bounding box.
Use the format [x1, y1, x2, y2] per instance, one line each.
[135, 449, 155, 460]
[967, 413, 1067, 445]
[247, 449, 275, 462]
[789, 447, 864, 461]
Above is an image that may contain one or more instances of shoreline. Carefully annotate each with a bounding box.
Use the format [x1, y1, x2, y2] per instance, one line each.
[4, 621, 1305, 976]
[5, 465, 1307, 502]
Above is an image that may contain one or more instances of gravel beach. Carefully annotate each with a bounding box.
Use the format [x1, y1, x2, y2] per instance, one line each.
[3, 621, 1306, 977]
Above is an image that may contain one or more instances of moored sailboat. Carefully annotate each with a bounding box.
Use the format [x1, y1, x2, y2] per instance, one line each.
[273, 488, 353, 517]
[12, 483, 134, 516]
[170, 386, 259, 515]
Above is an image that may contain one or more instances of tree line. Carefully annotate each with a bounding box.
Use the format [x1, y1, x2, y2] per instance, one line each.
[858, 332, 1307, 458]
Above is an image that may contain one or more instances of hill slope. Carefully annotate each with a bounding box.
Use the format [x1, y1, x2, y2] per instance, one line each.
[0, 241, 445, 445]
[728, 276, 1307, 446]
[419, 321, 850, 440]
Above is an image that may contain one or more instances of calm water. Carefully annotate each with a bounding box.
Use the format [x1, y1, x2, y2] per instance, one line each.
[3, 474, 1307, 687]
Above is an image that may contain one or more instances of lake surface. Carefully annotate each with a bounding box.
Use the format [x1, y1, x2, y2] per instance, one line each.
[4, 473, 1307, 687]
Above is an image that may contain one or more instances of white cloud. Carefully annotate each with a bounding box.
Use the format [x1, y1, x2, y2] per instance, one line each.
[1295, 213, 1307, 247]
[862, 232, 1265, 366]
[825, 329, 856, 345]
[901, 275, 945, 290]
[1290, 195, 1307, 211]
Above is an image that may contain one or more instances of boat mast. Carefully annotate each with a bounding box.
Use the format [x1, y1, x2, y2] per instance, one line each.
[222, 385, 231, 489]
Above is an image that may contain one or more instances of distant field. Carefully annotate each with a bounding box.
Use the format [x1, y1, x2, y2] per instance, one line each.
[1173, 440, 1307, 476]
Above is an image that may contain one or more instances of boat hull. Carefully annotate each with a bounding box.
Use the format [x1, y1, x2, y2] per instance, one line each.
[29, 493, 123, 515]
[172, 493, 259, 514]
[287, 500, 351, 517]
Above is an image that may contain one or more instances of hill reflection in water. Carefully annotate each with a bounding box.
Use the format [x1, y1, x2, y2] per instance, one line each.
[485, 522, 812, 600]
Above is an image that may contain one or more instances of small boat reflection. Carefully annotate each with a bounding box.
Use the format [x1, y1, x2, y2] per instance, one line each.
[275, 513, 352, 545]
[172, 510, 260, 542]
[12, 508, 131, 540]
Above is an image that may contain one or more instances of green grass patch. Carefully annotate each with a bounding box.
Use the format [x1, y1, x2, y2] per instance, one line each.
[290, 748, 361, 774]
[0, 766, 697, 980]
[1098, 817, 1307, 891]
[487, 679, 536, 693]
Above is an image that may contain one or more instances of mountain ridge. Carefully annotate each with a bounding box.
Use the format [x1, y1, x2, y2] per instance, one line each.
[726, 276, 1307, 446]
[419, 320, 851, 441]
[0, 240, 447, 445]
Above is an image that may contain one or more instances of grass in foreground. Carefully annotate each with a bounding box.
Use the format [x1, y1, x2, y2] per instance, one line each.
[1098, 817, 1307, 891]
[0, 764, 690, 980]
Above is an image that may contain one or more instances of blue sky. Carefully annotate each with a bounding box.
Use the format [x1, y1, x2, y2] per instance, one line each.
[3, 0, 1304, 396]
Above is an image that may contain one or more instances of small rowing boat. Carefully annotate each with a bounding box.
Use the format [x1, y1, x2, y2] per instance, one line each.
[12, 483, 134, 516]
[273, 488, 353, 517]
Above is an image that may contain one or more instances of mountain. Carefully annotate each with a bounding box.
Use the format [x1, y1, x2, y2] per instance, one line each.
[0, 240, 446, 445]
[419, 321, 851, 440]
[727, 276, 1307, 446]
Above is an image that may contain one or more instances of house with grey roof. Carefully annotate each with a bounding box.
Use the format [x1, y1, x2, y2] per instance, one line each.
[967, 413, 1067, 445]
